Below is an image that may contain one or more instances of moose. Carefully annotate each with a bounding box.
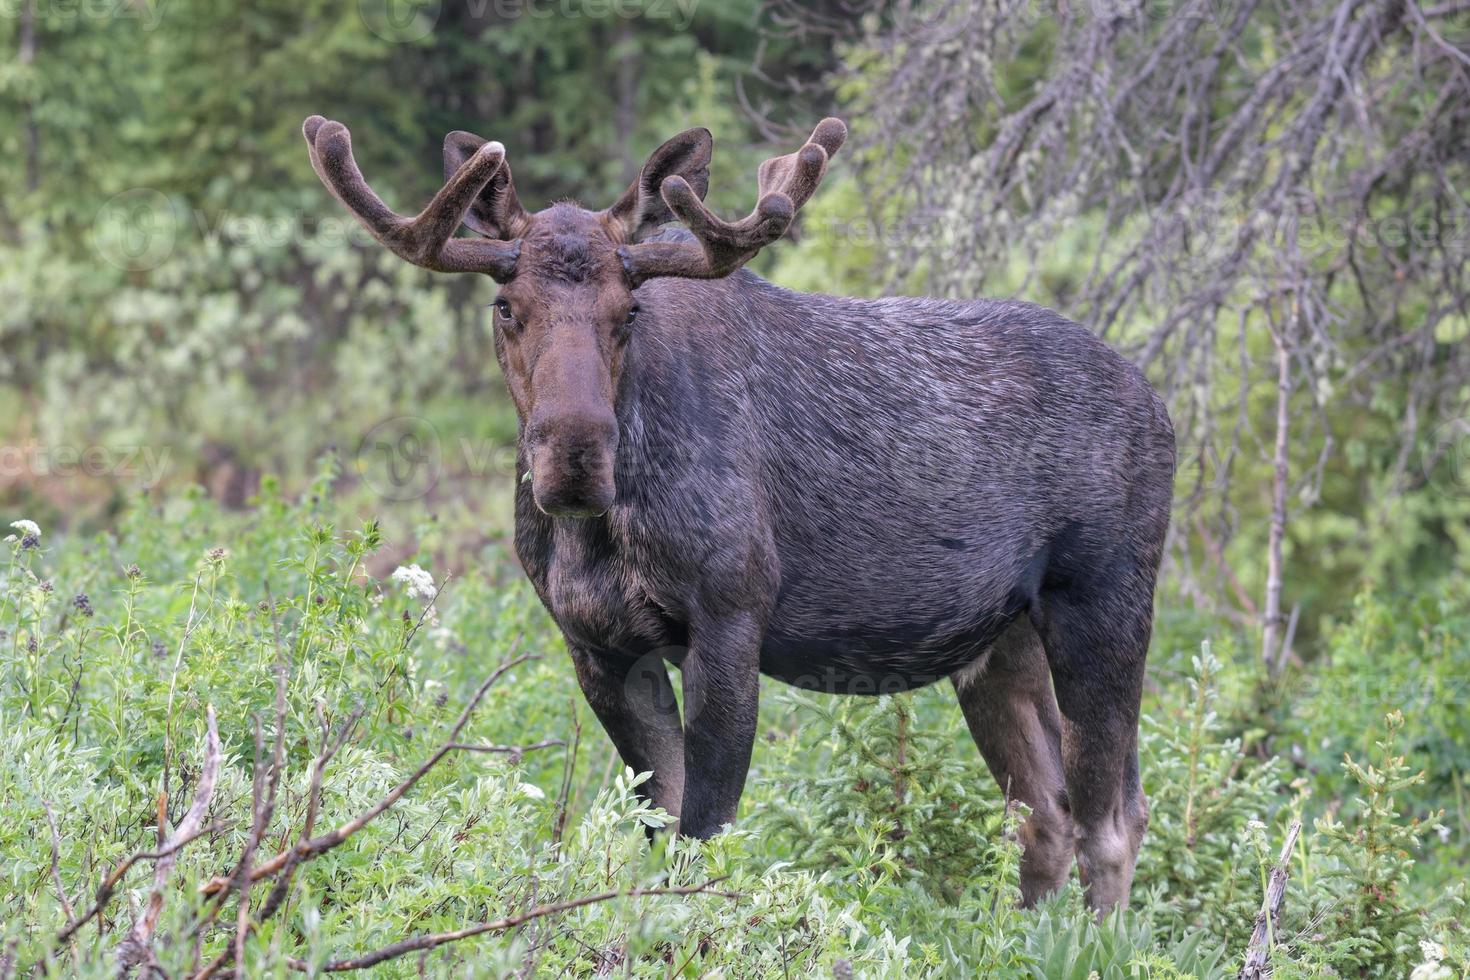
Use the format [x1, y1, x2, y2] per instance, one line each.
[302, 114, 1175, 911]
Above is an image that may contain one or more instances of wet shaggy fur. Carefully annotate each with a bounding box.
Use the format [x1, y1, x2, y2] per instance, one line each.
[509, 246, 1176, 909]
[303, 113, 1176, 911]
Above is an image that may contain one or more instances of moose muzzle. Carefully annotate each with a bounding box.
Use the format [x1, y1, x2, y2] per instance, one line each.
[527, 409, 619, 519]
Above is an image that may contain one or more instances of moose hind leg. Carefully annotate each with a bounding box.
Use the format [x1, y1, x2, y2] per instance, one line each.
[951, 618, 1074, 906]
[1035, 575, 1153, 913]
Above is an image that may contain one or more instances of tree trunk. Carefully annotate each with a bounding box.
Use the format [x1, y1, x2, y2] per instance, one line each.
[20, 0, 40, 194]
[1261, 305, 1295, 676]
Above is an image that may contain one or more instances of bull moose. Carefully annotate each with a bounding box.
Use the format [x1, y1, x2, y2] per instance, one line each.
[302, 114, 1176, 911]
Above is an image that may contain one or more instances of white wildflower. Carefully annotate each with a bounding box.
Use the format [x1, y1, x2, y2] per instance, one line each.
[391, 564, 437, 603]
[1411, 941, 1451, 980]
[10, 520, 40, 539]
[517, 783, 546, 801]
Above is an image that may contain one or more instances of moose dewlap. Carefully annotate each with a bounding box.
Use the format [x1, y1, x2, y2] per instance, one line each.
[303, 114, 1176, 912]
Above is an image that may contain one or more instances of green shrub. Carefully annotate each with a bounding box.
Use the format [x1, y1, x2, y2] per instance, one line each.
[2, 481, 1467, 976]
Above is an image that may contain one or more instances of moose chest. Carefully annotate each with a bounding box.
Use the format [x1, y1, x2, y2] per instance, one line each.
[524, 519, 678, 656]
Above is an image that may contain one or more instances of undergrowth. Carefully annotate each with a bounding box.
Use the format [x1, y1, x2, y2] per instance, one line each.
[1, 471, 1465, 976]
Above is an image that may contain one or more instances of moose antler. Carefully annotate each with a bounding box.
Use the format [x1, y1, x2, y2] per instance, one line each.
[618, 118, 847, 283]
[303, 115, 521, 280]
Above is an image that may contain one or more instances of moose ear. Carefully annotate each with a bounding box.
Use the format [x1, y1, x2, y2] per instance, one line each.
[607, 127, 713, 242]
[443, 130, 529, 240]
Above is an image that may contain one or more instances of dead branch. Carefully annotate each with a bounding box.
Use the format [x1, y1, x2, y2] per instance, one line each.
[187, 643, 531, 979]
[42, 801, 78, 968]
[1262, 308, 1297, 676]
[198, 644, 530, 898]
[48, 818, 231, 961]
[1239, 819, 1304, 980]
[553, 697, 583, 849]
[447, 738, 565, 762]
[190, 585, 292, 976]
[115, 706, 223, 975]
[282, 879, 741, 973]
[189, 704, 363, 980]
[252, 703, 363, 925]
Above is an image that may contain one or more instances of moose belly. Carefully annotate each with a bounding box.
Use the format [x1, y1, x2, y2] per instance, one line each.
[758, 589, 1022, 694]
[752, 510, 1039, 693]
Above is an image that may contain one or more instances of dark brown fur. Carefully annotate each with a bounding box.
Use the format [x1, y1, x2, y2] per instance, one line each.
[303, 116, 1177, 911]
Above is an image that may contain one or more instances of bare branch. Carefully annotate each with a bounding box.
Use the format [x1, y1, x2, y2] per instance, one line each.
[115, 706, 222, 974]
[199, 644, 530, 897]
[1240, 820, 1305, 979]
[447, 738, 565, 762]
[48, 818, 231, 959]
[42, 801, 78, 969]
[283, 879, 741, 973]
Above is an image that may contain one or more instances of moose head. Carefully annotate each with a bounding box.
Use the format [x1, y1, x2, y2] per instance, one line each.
[302, 115, 846, 518]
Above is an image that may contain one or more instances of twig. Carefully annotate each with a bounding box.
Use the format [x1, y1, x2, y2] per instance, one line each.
[48, 819, 231, 956]
[42, 802, 78, 967]
[254, 704, 363, 922]
[1261, 311, 1296, 677]
[1239, 819, 1304, 980]
[553, 699, 582, 849]
[283, 879, 740, 973]
[163, 573, 206, 804]
[193, 584, 292, 977]
[115, 706, 223, 974]
[191, 705, 363, 980]
[190, 647, 531, 979]
[199, 645, 530, 897]
[447, 738, 564, 761]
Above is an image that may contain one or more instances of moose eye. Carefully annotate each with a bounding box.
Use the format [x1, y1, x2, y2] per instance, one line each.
[624, 304, 641, 327]
[494, 298, 515, 324]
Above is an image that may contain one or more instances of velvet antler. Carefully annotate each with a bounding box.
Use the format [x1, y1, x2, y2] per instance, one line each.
[303, 115, 521, 281]
[618, 118, 847, 283]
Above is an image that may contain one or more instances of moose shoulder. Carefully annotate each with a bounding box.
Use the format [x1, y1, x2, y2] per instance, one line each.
[303, 115, 1176, 913]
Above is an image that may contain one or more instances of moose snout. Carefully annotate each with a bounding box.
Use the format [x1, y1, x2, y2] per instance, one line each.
[527, 411, 619, 519]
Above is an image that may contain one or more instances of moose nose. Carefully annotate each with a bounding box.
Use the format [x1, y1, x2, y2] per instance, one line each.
[527, 411, 619, 518]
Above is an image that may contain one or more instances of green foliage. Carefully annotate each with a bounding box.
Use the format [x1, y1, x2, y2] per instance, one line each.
[1132, 646, 1287, 950]
[1303, 712, 1443, 976]
[1022, 894, 1232, 980]
[746, 690, 1032, 973]
[2, 482, 1468, 975]
[1287, 581, 1470, 823]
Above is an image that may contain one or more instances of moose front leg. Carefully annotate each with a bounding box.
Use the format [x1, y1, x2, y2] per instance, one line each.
[677, 612, 763, 839]
[569, 646, 686, 820]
